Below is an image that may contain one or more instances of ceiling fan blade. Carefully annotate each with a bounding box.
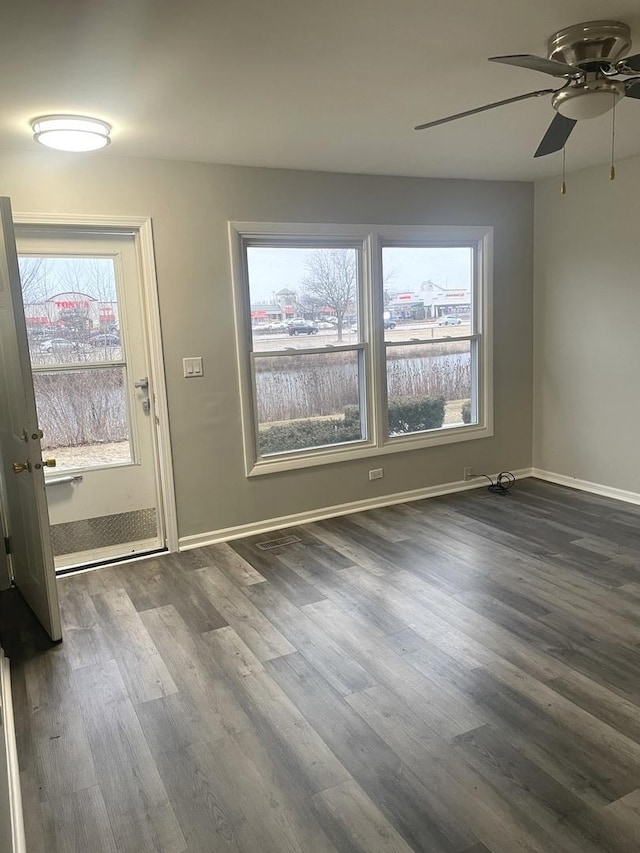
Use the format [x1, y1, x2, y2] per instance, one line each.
[625, 80, 640, 99]
[620, 53, 640, 72]
[489, 54, 579, 77]
[414, 89, 554, 131]
[534, 113, 577, 158]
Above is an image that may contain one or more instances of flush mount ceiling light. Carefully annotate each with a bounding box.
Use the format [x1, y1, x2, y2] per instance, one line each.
[31, 115, 111, 152]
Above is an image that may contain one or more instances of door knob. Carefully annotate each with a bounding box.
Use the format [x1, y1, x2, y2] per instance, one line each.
[134, 377, 149, 390]
[13, 461, 31, 474]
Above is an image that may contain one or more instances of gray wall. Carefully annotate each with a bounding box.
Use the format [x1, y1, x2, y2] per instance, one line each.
[0, 150, 534, 538]
[534, 153, 640, 492]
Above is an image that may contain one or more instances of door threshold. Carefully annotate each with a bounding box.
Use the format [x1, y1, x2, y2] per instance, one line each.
[55, 547, 168, 577]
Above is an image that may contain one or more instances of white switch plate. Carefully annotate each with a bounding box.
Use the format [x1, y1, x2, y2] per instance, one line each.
[369, 468, 384, 480]
[183, 357, 203, 378]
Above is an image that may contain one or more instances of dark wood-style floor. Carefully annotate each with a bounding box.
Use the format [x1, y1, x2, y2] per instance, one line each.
[7, 478, 640, 852]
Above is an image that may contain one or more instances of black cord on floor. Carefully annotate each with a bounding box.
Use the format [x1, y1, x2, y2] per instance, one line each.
[477, 471, 516, 495]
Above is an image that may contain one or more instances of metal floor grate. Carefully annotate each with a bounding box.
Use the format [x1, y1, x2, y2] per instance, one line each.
[255, 534, 301, 551]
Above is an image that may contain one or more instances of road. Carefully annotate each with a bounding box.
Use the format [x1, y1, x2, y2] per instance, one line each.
[252, 320, 471, 352]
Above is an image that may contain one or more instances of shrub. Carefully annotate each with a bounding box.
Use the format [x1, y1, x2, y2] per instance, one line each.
[259, 417, 361, 455]
[461, 401, 472, 424]
[259, 394, 445, 455]
[387, 395, 445, 435]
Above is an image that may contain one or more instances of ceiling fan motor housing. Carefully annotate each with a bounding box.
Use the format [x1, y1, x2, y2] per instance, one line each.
[547, 20, 631, 68]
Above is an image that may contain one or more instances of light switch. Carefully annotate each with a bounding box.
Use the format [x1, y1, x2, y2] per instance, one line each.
[183, 357, 203, 378]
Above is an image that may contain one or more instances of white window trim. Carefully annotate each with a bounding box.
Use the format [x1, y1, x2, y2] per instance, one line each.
[229, 222, 493, 477]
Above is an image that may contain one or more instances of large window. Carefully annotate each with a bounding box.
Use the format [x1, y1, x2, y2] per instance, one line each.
[231, 223, 492, 475]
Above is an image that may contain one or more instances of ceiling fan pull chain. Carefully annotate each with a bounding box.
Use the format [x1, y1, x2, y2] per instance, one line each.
[561, 146, 567, 195]
[610, 92, 617, 181]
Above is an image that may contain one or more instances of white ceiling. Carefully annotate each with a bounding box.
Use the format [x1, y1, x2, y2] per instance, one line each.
[3, 0, 640, 181]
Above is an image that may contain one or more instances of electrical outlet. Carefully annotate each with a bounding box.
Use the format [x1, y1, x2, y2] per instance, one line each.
[463, 466, 474, 481]
[369, 468, 384, 481]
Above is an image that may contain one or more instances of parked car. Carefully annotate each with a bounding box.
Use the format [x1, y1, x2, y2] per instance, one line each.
[316, 321, 335, 329]
[264, 321, 288, 331]
[89, 333, 120, 346]
[38, 338, 81, 353]
[288, 320, 318, 336]
[437, 315, 462, 326]
[383, 318, 396, 329]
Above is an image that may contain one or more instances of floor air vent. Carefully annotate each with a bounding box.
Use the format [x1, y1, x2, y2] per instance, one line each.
[255, 534, 301, 550]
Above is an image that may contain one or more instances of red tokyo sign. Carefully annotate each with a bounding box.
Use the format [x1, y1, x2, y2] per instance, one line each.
[54, 300, 90, 309]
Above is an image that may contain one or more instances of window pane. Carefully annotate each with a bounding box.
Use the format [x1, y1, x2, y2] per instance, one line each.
[19, 255, 122, 365]
[386, 341, 473, 435]
[33, 368, 131, 470]
[246, 246, 359, 352]
[255, 351, 364, 455]
[381, 246, 473, 342]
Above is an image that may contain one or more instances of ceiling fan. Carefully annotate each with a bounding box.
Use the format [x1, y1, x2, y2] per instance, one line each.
[415, 20, 640, 157]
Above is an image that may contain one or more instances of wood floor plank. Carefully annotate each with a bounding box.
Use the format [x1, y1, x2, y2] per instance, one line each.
[230, 538, 328, 606]
[152, 738, 265, 853]
[266, 651, 474, 853]
[305, 518, 400, 576]
[245, 581, 378, 696]
[57, 589, 113, 669]
[547, 669, 640, 743]
[202, 626, 352, 794]
[456, 666, 638, 807]
[453, 724, 639, 853]
[193, 564, 295, 661]
[73, 659, 187, 853]
[140, 605, 257, 744]
[288, 559, 408, 636]
[22, 649, 98, 800]
[91, 586, 179, 704]
[341, 684, 565, 853]
[302, 598, 486, 738]
[40, 786, 119, 853]
[120, 554, 229, 632]
[367, 567, 571, 681]
[200, 542, 267, 585]
[311, 779, 415, 853]
[141, 604, 343, 849]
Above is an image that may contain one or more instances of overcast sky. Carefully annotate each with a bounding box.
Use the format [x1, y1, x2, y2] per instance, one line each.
[19, 256, 116, 302]
[246, 246, 472, 303]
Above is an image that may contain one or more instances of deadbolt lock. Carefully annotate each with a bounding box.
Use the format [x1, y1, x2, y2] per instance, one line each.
[13, 461, 31, 474]
[34, 458, 56, 471]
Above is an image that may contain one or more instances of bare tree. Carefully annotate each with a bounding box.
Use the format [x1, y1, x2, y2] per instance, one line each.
[57, 257, 116, 302]
[54, 258, 118, 338]
[18, 256, 48, 304]
[301, 249, 356, 341]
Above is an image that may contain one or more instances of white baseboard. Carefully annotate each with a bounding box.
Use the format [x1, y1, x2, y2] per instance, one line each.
[531, 468, 640, 506]
[1, 655, 26, 853]
[179, 467, 533, 550]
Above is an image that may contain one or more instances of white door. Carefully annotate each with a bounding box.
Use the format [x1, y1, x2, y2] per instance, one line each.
[0, 198, 61, 640]
[15, 228, 164, 569]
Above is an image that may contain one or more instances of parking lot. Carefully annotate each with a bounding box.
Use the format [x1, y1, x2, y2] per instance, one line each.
[252, 318, 471, 351]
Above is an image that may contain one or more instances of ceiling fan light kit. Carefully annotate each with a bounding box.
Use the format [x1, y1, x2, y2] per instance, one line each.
[415, 19, 640, 173]
[552, 79, 622, 120]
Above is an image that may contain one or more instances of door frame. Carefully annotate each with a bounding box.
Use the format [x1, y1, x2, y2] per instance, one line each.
[12, 212, 178, 557]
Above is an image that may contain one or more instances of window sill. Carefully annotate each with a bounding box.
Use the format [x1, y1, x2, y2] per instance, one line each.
[246, 422, 492, 477]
